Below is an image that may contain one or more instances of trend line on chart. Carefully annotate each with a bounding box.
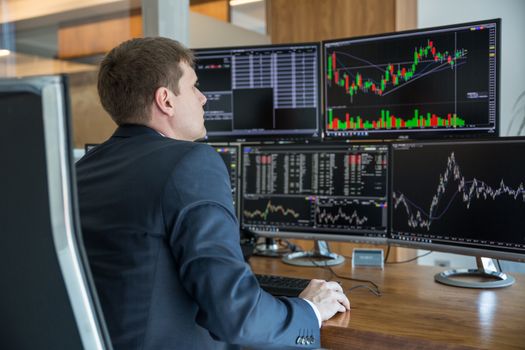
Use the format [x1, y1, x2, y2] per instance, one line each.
[243, 200, 301, 220]
[327, 39, 467, 102]
[393, 152, 525, 230]
[316, 206, 368, 226]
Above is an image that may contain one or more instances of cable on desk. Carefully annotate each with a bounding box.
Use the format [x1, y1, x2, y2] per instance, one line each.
[386, 250, 433, 264]
[347, 284, 381, 297]
[384, 243, 433, 264]
[280, 239, 303, 252]
[308, 259, 381, 297]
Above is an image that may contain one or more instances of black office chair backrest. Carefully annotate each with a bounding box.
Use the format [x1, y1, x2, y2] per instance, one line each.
[0, 76, 112, 350]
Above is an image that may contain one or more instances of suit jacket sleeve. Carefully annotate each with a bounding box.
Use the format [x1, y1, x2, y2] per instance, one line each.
[162, 144, 320, 349]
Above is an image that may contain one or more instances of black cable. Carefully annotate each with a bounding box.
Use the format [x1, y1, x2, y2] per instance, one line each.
[309, 259, 381, 297]
[386, 250, 433, 264]
[347, 284, 381, 297]
[280, 239, 303, 252]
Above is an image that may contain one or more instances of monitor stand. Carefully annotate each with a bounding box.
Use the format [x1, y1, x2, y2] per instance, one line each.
[254, 237, 292, 257]
[434, 257, 515, 289]
[282, 240, 344, 267]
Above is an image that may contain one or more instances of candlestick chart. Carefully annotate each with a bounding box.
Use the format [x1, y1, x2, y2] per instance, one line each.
[324, 22, 498, 138]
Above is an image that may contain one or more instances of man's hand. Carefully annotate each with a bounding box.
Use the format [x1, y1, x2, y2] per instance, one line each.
[299, 279, 350, 321]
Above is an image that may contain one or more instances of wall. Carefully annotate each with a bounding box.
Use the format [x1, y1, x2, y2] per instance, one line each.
[418, 0, 525, 136]
[188, 11, 269, 48]
[267, 0, 397, 44]
[14, 24, 58, 58]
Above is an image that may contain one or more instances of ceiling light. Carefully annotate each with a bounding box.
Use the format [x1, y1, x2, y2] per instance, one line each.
[230, 0, 263, 6]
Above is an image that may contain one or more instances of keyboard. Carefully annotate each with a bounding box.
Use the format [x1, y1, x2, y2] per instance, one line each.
[255, 274, 310, 297]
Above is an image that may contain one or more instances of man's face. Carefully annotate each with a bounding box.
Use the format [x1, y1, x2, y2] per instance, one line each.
[170, 61, 207, 141]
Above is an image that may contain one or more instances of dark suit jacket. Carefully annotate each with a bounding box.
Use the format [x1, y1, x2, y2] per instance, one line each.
[76, 125, 320, 350]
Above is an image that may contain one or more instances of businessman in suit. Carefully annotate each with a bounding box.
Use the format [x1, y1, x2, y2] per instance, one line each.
[76, 37, 350, 350]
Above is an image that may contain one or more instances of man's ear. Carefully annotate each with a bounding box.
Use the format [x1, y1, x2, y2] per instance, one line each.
[153, 87, 174, 116]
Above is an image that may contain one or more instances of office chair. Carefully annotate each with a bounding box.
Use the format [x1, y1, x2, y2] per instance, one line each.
[0, 76, 113, 349]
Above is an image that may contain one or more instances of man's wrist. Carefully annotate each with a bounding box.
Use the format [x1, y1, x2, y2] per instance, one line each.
[301, 298, 322, 328]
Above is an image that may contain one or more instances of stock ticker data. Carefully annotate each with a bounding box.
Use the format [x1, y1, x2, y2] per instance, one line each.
[194, 44, 320, 140]
[323, 20, 499, 139]
[391, 140, 525, 254]
[241, 144, 389, 238]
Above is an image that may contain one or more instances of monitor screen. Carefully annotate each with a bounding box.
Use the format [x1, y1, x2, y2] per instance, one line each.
[241, 144, 389, 243]
[194, 43, 321, 141]
[211, 144, 239, 215]
[323, 19, 500, 140]
[390, 138, 525, 261]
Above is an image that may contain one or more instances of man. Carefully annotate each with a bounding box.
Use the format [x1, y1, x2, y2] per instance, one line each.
[76, 37, 350, 350]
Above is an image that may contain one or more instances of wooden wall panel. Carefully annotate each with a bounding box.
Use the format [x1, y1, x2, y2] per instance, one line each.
[395, 0, 417, 31]
[58, 10, 142, 59]
[268, 0, 396, 44]
[190, 0, 230, 22]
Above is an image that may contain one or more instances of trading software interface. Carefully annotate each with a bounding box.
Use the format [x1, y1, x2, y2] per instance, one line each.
[323, 20, 499, 139]
[391, 139, 525, 256]
[241, 144, 389, 238]
[195, 44, 321, 140]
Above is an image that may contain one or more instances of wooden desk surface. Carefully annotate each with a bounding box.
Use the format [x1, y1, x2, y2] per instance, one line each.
[249, 256, 525, 350]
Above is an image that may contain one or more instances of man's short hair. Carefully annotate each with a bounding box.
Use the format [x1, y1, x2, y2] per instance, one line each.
[97, 37, 194, 125]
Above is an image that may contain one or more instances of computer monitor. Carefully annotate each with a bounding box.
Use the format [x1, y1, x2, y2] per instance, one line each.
[241, 143, 389, 265]
[210, 144, 239, 216]
[390, 138, 525, 287]
[323, 19, 500, 140]
[194, 43, 321, 141]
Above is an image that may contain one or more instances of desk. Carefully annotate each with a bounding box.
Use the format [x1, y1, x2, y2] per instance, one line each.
[249, 256, 525, 349]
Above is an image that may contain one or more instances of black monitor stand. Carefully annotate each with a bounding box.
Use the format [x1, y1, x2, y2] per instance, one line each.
[282, 240, 344, 267]
[254, 237, 292, 257]
[434, 257, 515, 288]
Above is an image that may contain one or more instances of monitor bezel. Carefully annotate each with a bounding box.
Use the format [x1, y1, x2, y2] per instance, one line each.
[193, 42, 323, 143]
[206, 142, 241, 219]
[321, 18, 501, 141]
[388, 136, 525, 262]
[240, 142, 390, 245]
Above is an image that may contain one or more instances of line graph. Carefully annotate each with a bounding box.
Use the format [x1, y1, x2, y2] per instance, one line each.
[315, 199, 387, 230]
[393, 150, 525, 231]
[316, 206, 368, 226]
[243, 199, 301, 220]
